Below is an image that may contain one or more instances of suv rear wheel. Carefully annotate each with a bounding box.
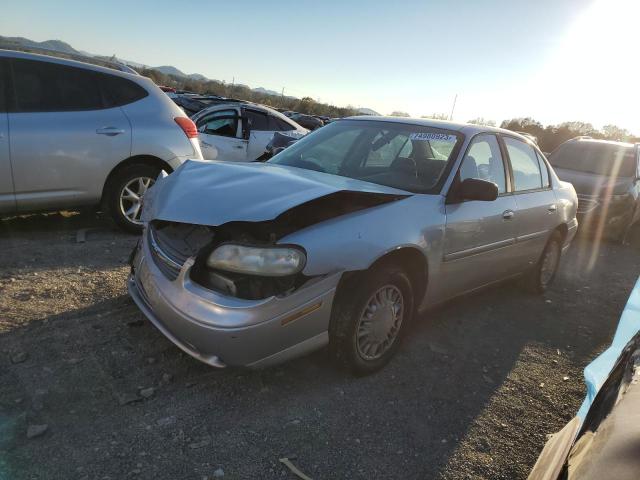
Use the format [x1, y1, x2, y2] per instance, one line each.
[105, 164, 161, 233]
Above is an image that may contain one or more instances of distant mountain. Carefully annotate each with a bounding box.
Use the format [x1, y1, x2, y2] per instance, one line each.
[253, 87, 281, 96]
[357, 107, 380, 116]
[154, 65, 187, 77]
[188, 73, 208, 81]
[0, 35, 80, 55]
[1, 35, 315, 104]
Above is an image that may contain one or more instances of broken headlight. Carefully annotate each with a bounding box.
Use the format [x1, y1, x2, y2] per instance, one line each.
[206, 244, 306, 277]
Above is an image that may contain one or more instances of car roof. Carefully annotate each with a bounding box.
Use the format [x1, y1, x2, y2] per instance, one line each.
[195, 101, 296, 123]
[0, 49, 143, 81]
[343, 116, 528, 139]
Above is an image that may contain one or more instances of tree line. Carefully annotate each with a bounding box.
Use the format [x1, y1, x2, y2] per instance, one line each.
[476, 117, 638, 153]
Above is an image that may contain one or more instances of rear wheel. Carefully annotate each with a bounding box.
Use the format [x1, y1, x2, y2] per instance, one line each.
[329, 264, 414, 375]
[524, 231, 563, 293]
[105, 164, 160, 233]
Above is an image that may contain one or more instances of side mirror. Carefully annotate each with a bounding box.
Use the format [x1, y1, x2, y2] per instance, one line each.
[241, 116, 251, 140]
[458, 178, 499, 202]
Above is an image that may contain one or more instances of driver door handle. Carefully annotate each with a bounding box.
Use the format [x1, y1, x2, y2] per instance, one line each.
[233, 145, 244, 149]
[548, 204, 557, 212]
[96, 127, 124, 136]
[503, 210, 515, 220]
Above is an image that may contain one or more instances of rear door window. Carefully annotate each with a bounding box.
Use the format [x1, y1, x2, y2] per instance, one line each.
[101, 74, 148, 106]
[536, 151, 550, 188]
[504, 136, 543, 191]
[11, 58, 105, 112]
[268, 115, 295, 132]
[245, 109, 269, 131]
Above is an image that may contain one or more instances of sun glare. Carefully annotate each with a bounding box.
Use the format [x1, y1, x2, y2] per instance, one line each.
[533, 0, 640, 131]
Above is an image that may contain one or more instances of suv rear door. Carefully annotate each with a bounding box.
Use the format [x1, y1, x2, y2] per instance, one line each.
[502, 136, 558, 267]
[0, 58, 15, 213]
[8, 58, 132, 212]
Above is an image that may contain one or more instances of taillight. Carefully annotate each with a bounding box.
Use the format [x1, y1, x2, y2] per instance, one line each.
[174, 117, 198, 139]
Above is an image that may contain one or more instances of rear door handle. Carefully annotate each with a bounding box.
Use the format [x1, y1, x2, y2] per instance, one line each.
[233, 145, 244, 149]
[96, 127, 125, 136]
[548, 204, 557, 212]
[503, 210, 515, 220]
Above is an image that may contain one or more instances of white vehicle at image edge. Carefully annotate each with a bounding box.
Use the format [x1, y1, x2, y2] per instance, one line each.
[191, 102, 308, 161]
[0, 50, 203, 232]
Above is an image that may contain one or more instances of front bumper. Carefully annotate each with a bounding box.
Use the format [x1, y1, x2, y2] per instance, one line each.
[128, 234, 340, 368]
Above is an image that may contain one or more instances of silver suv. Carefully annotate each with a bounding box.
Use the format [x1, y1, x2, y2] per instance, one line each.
[0, 50, 203, 232]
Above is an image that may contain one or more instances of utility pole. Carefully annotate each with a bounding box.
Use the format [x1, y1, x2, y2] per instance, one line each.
[281, 87, 285, 98]
[449, 94, 458, 121]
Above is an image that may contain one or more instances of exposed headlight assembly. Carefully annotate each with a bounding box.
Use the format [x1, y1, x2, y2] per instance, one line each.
[206, 244, 306, 277]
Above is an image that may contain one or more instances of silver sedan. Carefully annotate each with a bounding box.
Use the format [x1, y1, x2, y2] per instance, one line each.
[128, 117, 578, 374]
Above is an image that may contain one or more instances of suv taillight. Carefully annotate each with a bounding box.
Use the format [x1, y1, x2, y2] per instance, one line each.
[174, 117, 198, 139]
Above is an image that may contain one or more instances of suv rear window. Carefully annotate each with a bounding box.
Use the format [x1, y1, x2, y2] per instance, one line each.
[12, 58, 105, 112]
[100, 74, 148, 106]
[549, 141, 636, 177]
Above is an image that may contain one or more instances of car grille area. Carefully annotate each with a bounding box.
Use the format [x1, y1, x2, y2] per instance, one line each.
[148, 221, 212, 281]
[577, 194, 599, 214]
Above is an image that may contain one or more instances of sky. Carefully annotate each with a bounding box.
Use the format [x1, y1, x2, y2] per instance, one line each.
[2, 0, 639, 133]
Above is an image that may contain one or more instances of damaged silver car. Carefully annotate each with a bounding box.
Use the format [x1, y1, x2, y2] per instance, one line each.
[128, 117, 578, 374]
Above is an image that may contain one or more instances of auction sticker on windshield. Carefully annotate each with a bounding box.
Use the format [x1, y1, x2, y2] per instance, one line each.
[409, 132, 458, 142]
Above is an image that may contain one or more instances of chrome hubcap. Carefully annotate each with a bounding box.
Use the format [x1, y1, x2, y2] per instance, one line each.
[119, 177, 154, 225]
[540, 242, 560, 285]
[356, 285, 404, 360]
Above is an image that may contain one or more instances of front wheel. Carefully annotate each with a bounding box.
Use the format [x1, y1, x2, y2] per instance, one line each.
[329, 264, 414, 375]
[523, 231, 563, 293]
[105, 164, 160, 233]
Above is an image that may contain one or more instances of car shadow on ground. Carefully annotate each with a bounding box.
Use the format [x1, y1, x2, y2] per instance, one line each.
[1, 217, 638, 479]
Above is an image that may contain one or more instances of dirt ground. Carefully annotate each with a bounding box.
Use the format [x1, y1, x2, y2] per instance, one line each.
[1, 212, 639, 480]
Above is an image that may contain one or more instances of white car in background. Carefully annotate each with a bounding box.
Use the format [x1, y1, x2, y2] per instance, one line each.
[191, 103, 308, 161]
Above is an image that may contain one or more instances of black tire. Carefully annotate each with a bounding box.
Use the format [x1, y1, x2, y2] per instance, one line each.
[523, 231, 563, 294]
[104, 164, 161, 234]
[329, 263, 414, 375]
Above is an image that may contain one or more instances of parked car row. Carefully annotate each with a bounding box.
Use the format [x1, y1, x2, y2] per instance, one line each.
[170, 93, 248, 117]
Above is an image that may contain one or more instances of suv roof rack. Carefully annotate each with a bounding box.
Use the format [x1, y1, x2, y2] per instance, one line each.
[1, 44, 139, 75]
[572, 135, 592, 140]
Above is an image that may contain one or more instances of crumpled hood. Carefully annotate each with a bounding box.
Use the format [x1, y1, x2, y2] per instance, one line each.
[554, 167, 633, 196]
[143, 160, 411, 226]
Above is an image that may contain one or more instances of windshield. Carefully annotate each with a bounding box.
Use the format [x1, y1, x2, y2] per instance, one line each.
[549, 141, 636, 177]
[268, 120, 462, 193]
